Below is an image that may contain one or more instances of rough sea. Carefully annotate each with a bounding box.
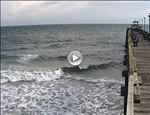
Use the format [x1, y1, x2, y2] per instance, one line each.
[1, 24, 130, 115]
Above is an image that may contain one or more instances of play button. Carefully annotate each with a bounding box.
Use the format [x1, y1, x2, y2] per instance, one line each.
[67, 50, 83, 66]
[72, 54, 80, 62]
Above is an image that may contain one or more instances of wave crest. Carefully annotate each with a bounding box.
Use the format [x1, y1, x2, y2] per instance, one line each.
[1, 61, 121, 84]
[1, 68, 63, 84]
[62, 62, 120, 73]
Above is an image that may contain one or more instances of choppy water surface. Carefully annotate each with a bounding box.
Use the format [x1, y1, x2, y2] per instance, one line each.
[1, 24, 128, 115]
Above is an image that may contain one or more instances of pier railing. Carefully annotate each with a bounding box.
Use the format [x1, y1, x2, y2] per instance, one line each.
[127, 30, 141, 115]
[126, 30, 134, 115]
[121, 28, 142, 115]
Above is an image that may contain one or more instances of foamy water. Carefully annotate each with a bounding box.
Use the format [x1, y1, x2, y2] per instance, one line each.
[1, 69, 62, 84]
[17, 54, 39, 64]
[1, 76, 123, 115]
[1, 64, 124, 115]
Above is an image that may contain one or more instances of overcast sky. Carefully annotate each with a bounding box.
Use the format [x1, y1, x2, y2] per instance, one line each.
[1, 1, 150, 26]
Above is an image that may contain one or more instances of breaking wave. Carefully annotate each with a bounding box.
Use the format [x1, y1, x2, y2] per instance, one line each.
[1, 68, 63, 84]
[1, 61, 122, 84]
[62, 62, 120, 73]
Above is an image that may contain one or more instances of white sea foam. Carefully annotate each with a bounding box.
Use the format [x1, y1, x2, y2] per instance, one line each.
[1, 78, 124, 115]
[17, 54, 38, 64]
[1, 68, 63, 83]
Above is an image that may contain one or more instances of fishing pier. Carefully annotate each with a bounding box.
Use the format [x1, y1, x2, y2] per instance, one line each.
[121, 25, 150, 115]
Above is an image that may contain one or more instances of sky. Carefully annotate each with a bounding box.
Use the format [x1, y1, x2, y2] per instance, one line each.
[1, 1, 150, 26]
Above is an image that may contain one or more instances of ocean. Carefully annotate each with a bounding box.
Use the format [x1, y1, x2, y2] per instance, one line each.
[1, 24, 129, 115]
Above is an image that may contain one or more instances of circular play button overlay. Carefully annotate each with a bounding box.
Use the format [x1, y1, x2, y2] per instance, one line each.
[67, 50, 83, 66]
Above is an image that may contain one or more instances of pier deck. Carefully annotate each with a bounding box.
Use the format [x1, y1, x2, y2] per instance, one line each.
[132, 32, 150, 115]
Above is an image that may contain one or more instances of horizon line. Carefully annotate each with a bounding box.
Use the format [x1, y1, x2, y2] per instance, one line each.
[1, 23, 149, 27]
[0, 23, 133, 27]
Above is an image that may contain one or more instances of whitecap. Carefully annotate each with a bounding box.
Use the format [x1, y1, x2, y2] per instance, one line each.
[0, 68, 63, 84]
[79, 65, 89, 70]
[17, 54, 38, 64]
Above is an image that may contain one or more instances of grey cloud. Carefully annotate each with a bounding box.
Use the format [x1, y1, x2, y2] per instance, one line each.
[1, 1, 149, 26]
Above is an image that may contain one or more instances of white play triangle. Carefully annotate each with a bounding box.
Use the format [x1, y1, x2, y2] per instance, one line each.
[72, 54, 80, 62]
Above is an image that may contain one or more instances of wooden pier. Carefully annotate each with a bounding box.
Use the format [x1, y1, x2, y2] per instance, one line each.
[121, 28, 150, 115]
